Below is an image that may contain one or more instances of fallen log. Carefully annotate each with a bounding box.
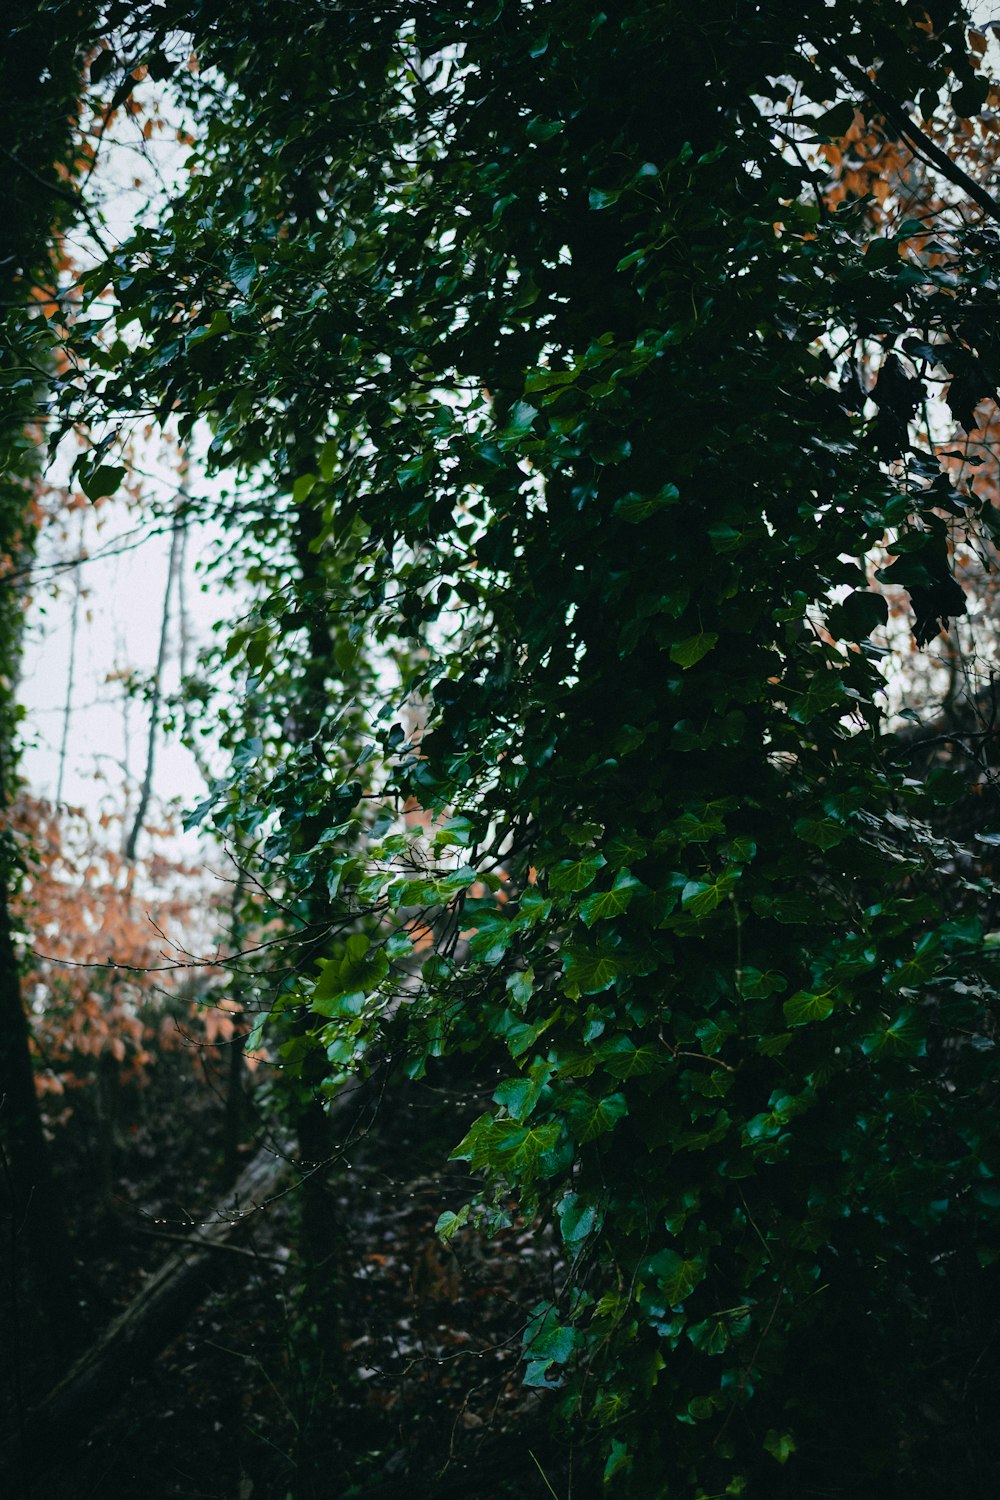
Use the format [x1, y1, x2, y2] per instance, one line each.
[7, 1137, 293, 1483]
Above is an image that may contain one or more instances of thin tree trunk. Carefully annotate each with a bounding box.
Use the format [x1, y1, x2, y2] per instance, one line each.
[124, 508, 183, 861]
[223, 867, 249, 1184]
[55, 512, 85, 809]
[289, 498, 347, 1380]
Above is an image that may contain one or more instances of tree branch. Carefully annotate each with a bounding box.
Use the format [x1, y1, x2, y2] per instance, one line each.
[823, 50, 1000, 228]
[0, 146, 113, 258]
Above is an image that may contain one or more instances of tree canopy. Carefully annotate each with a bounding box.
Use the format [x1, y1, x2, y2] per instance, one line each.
[8, 0, 1000, 1493]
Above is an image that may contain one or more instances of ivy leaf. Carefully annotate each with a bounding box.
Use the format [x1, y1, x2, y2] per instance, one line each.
[603, 1441, 632, 1483]
[505, 968, 534, 1007]
[499, 1121, 562, 1177]
[435, 1207, 470, 1244]
[741, 967, 787, 999]
[562, 949, 620, 995]
[614, 483, 679, 522]
[764, 1430, 798, 1465]
[826, 590, 889, 641]
[669, 632, 719, 669]
[861, 1008, 926, 1057]
[641, 1247, 707, 1306]
[556, 1191, 601, 1249]
[312, 936, 389, 1016]
[502, 400, 538, 441]
[522, 1302, 577, 1386]
[526, 115, 565, 141]
[549, 853, 606, 893]
[794, 817, 847, 850]
[579, 870, 644, 926]
[566, 1090, 628, 1141]
[686, 1316, 730, 1355]
[783, 989, 835, 1026]
[494, 1060, 549, 1122]
[681, 878, 730, 918]
[598, 1035, 657, 1078]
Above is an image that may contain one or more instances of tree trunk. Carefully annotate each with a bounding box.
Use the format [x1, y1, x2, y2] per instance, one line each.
[0, 864, 79, 1338]
[124, 505, 183, 862]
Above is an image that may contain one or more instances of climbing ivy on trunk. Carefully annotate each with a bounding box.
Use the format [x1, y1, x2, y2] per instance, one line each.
[44, 0, 1000, 1490]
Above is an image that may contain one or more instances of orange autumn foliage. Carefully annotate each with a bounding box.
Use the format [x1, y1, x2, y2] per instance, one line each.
[10, 796, 224, 1104]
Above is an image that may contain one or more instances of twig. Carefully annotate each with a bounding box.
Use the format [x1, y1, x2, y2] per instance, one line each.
[0, 146, 113, 257]
[822, 49, 1000, 227]
[125, 503, 184, 860]
[130, 1224, 288, 1266]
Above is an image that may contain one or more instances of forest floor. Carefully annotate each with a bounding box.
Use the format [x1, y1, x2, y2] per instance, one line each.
[3, 1048, 587, 1500]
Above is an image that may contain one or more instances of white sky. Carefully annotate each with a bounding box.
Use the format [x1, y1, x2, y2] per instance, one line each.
[20, 507, 220, 830]
[14, 74, 232, 862]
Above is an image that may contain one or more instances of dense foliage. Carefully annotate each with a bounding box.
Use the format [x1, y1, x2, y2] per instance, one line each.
[10, 0, 1000, 1492]
[0, 0, 102, 1324]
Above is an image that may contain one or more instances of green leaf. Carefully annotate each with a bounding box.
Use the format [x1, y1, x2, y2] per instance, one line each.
[526, 116, 564, 142]
[592, 433, 632, 466]
[604, 833, 649, 867]
[496, 1012, 556, 1059]
[681, 879, 726, 918]
[503, 400, 538, 440]
[312, 936, 389, 1016]
[763, 1430, 797, 1465]
[670, 632, 718, 669]
[549, 852, 606, 893]
[523, 1303, 577, 1385]
[229, 250, 257, 296]
[556, 1191, 601, 1249]
[245, 1015, 266, 1054]
[579, 869, 643, 925]
[562, 949, 620, 994]
[292, 471, 317, 504]
[812, 100, 857, 137]
[826, 589, 889, 641]
[687, 1316, 730, 1355]
[505, 968, 534, 1007]
[90, 46, 117, 84]
[494, 1061, 549, 1122]
[81, 463, 126, 501]
[783, 989, 835, 1025]
[501, 1121, 561, 1176]
[740, 967, 787, 999]
[707, 522, 743, 552]
[641, 1247, 706, 1305]
[598, 1035, 657, 1078]
[794, 817, 847, 850]
[603, 1440, 632, 1483]
[566, 1090, 628, 1141]
[861, 1007, 926, 1057]
[449, 1113, 493, 1166]
[752, 893, 815, 924]
[435, 1207, 470, 1243]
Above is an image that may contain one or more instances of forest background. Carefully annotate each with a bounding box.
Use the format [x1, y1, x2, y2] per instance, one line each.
[6, 2, 1000, 1497]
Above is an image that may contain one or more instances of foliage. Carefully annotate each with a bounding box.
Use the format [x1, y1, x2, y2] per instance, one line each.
[12, 797, 224, 1101]
[0, 0, 94, 800]
[0, 0, 110, 1341]
[30, 0, 1000, 1491]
